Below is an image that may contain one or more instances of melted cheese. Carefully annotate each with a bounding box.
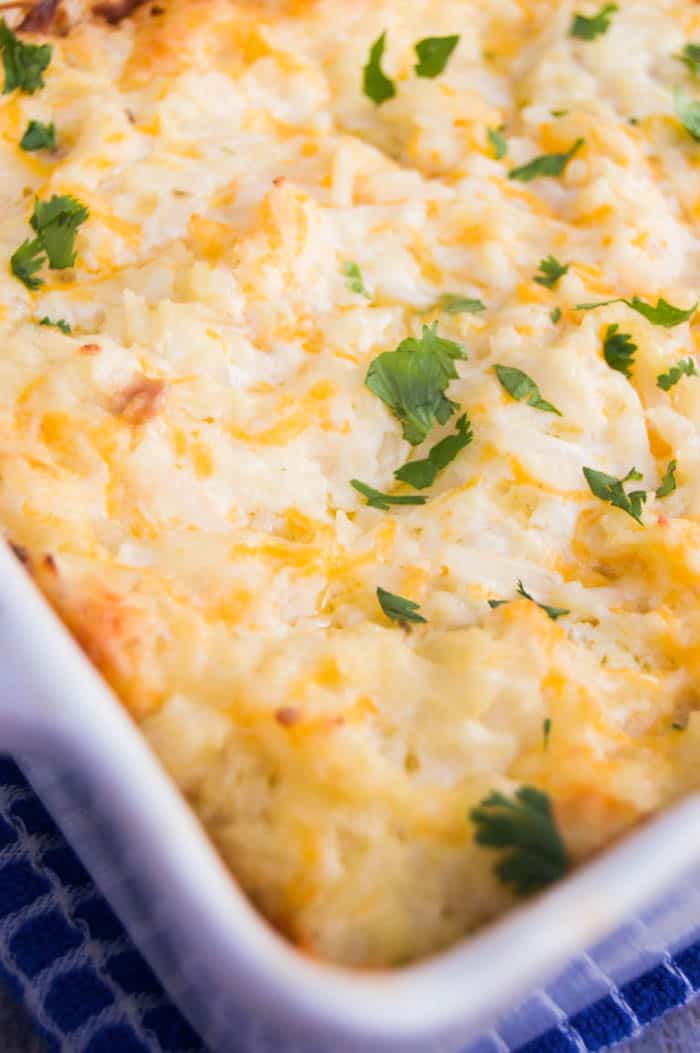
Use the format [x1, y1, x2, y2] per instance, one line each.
[2, 0, 700, 966]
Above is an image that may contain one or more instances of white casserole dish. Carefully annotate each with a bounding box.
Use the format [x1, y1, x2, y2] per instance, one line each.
[2, 534, 700, 1053]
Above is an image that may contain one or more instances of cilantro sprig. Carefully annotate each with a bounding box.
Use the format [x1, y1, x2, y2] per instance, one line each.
[377, 586, 426, 626]
[603, 324, 636, 378]
[656, 460, 677, 498]
[343, 261, 370, 298]
[394, 412, 473, 489]
[0, 19, 52, 95]
[576, 296, 697, 328]
[437, 293, 486, 314]
[10, 194, 89, 289]
[657, 357, 698, 391]
[39, 316, 70, 334]
[20, 118, 55, 151]
[509, 139, 584, 182]
[363, 31, 395, 105]
[470, 785, 569, 896]
[366, 322, 466, 445]
[583, 466, 647, 523]
[494, 365, 562, 416]
[534, 256, 569, 289]
[351, 479, 426, 510]
[489, 580, 569, 621]
[414, 35, 459, 78]
[678, 43, 700, 78]
[674, 86, 700, 141]
[570, 4, 618, 41]
[487, 126, 507, 159]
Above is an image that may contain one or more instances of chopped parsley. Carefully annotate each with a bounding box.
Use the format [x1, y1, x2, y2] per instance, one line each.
[543, 718, 552, 749]
[603, 324, 636, 378]
[343, 261, 370, 298]
[583, 465, 647, 523]
[350, 479, 426, 510]
[414, 35, 459, 78]
[438, 293, 486, 314]
[489, 580, 569, 621]
[20, 118, 55, 151]
[394, 412, 473, 489]
[39, 316, 70, 334]
[674, 86, 700, 141]
[10, 237, 44, 289]
[678, 43, 700, 78]
[570, 4, 618, 40]
[377, 586, 426, 626]
[363, 31, 395, 105]
[550, 306, 562, 324]
[30, 194, 89, 269]
[656, 459, 677, 499]
[551, 108, 569, 118]
[657, 356, 698, 391]
[509, 138, 584, 182]
[576, 296, 697, 328]
[487, 126, 507, 159]
[0, 19, 52, 95]
[365, 322, 466, 445]
[469, 785, 569, 896]
[494, 364, 562, 416]
[534, 255, 569, 289]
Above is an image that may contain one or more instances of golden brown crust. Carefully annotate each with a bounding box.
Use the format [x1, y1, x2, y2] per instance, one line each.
[111, 376, 168, 425]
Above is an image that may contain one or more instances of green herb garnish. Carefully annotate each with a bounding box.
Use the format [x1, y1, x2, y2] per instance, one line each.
[494, 364, 562, 415]
[470, 785, 569, 895]
[674, 86, 700, 141]
[489, 580, 569, 621]
[534, 255, 569, 289]
[509, 138, 584, 182]
[343, 261, 370, 298]
[438, 293, 486, 315]
[0, 19, 52, 95]
[678, 43, 700, 78]
[414, 35, 459, 78]
[603, 324, 636, 378]
[39, 316, 70, 334]
[19, 118, 55, 151]
[550, 307, 562, 324]
[366, 322, 466, 445]
[543, 718, 552, 749]
[576, 296, 697, 328]
[350, 479, 426, 510]
[570, 4, 618, 40]
[394, 412, 473, 489]
[656, 460, 677, 498]
[583, 466, 647, 523]
[363, 31, 395, 105]
[377, 586, 426, 625]
[657, 357, 698, 391]
[10, 237, 44, 289]
[30, 194, 89, 269]
[487, 126, 507, 159]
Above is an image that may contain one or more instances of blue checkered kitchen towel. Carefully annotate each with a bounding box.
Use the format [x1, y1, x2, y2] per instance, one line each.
[2, 753, 700, 1053]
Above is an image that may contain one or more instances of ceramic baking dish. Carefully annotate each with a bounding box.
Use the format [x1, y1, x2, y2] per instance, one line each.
[1, 536, 700, 1053]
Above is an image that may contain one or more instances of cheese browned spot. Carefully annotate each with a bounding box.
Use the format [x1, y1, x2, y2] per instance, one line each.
[111, 376, 167, 424]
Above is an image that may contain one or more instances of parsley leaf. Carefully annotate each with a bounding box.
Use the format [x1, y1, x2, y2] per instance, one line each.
[603, 324, 636, 378]
[489, 580, 569, 621]
[363, 31, 395, 105]
[10, 237, 44, 289]
[20, 118, 55, 151]
[678, 43, 700, 78]
[494, 364, 562, 415]
[674, 86, 700, 141]
[343, 261, 370, 298]
[487, 126, 507, 159]
[570, 3, 618, 40]
[414, 34, 459, 78]
[534, 255, 569, 289]
[350, 479, 426, 510]
[656, 459, 677, 498]
[438, 293, 486, 314]
[543, 718, 552, 748]
[0, 19, 52, 95]
[583, 465, 647, 523]
[394, 412, 473, 489]
[30, 194, 89, 269]
[576, 296, 697, 328]
[509, 138, 584, 182]
[39, 316, 71, 334]
[366, 322, 466, 445]
[550, 306, 562, 324]
[377, 586, 426, 625]
[657, 356, 698, 391]
[470, 785, 569, 896]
